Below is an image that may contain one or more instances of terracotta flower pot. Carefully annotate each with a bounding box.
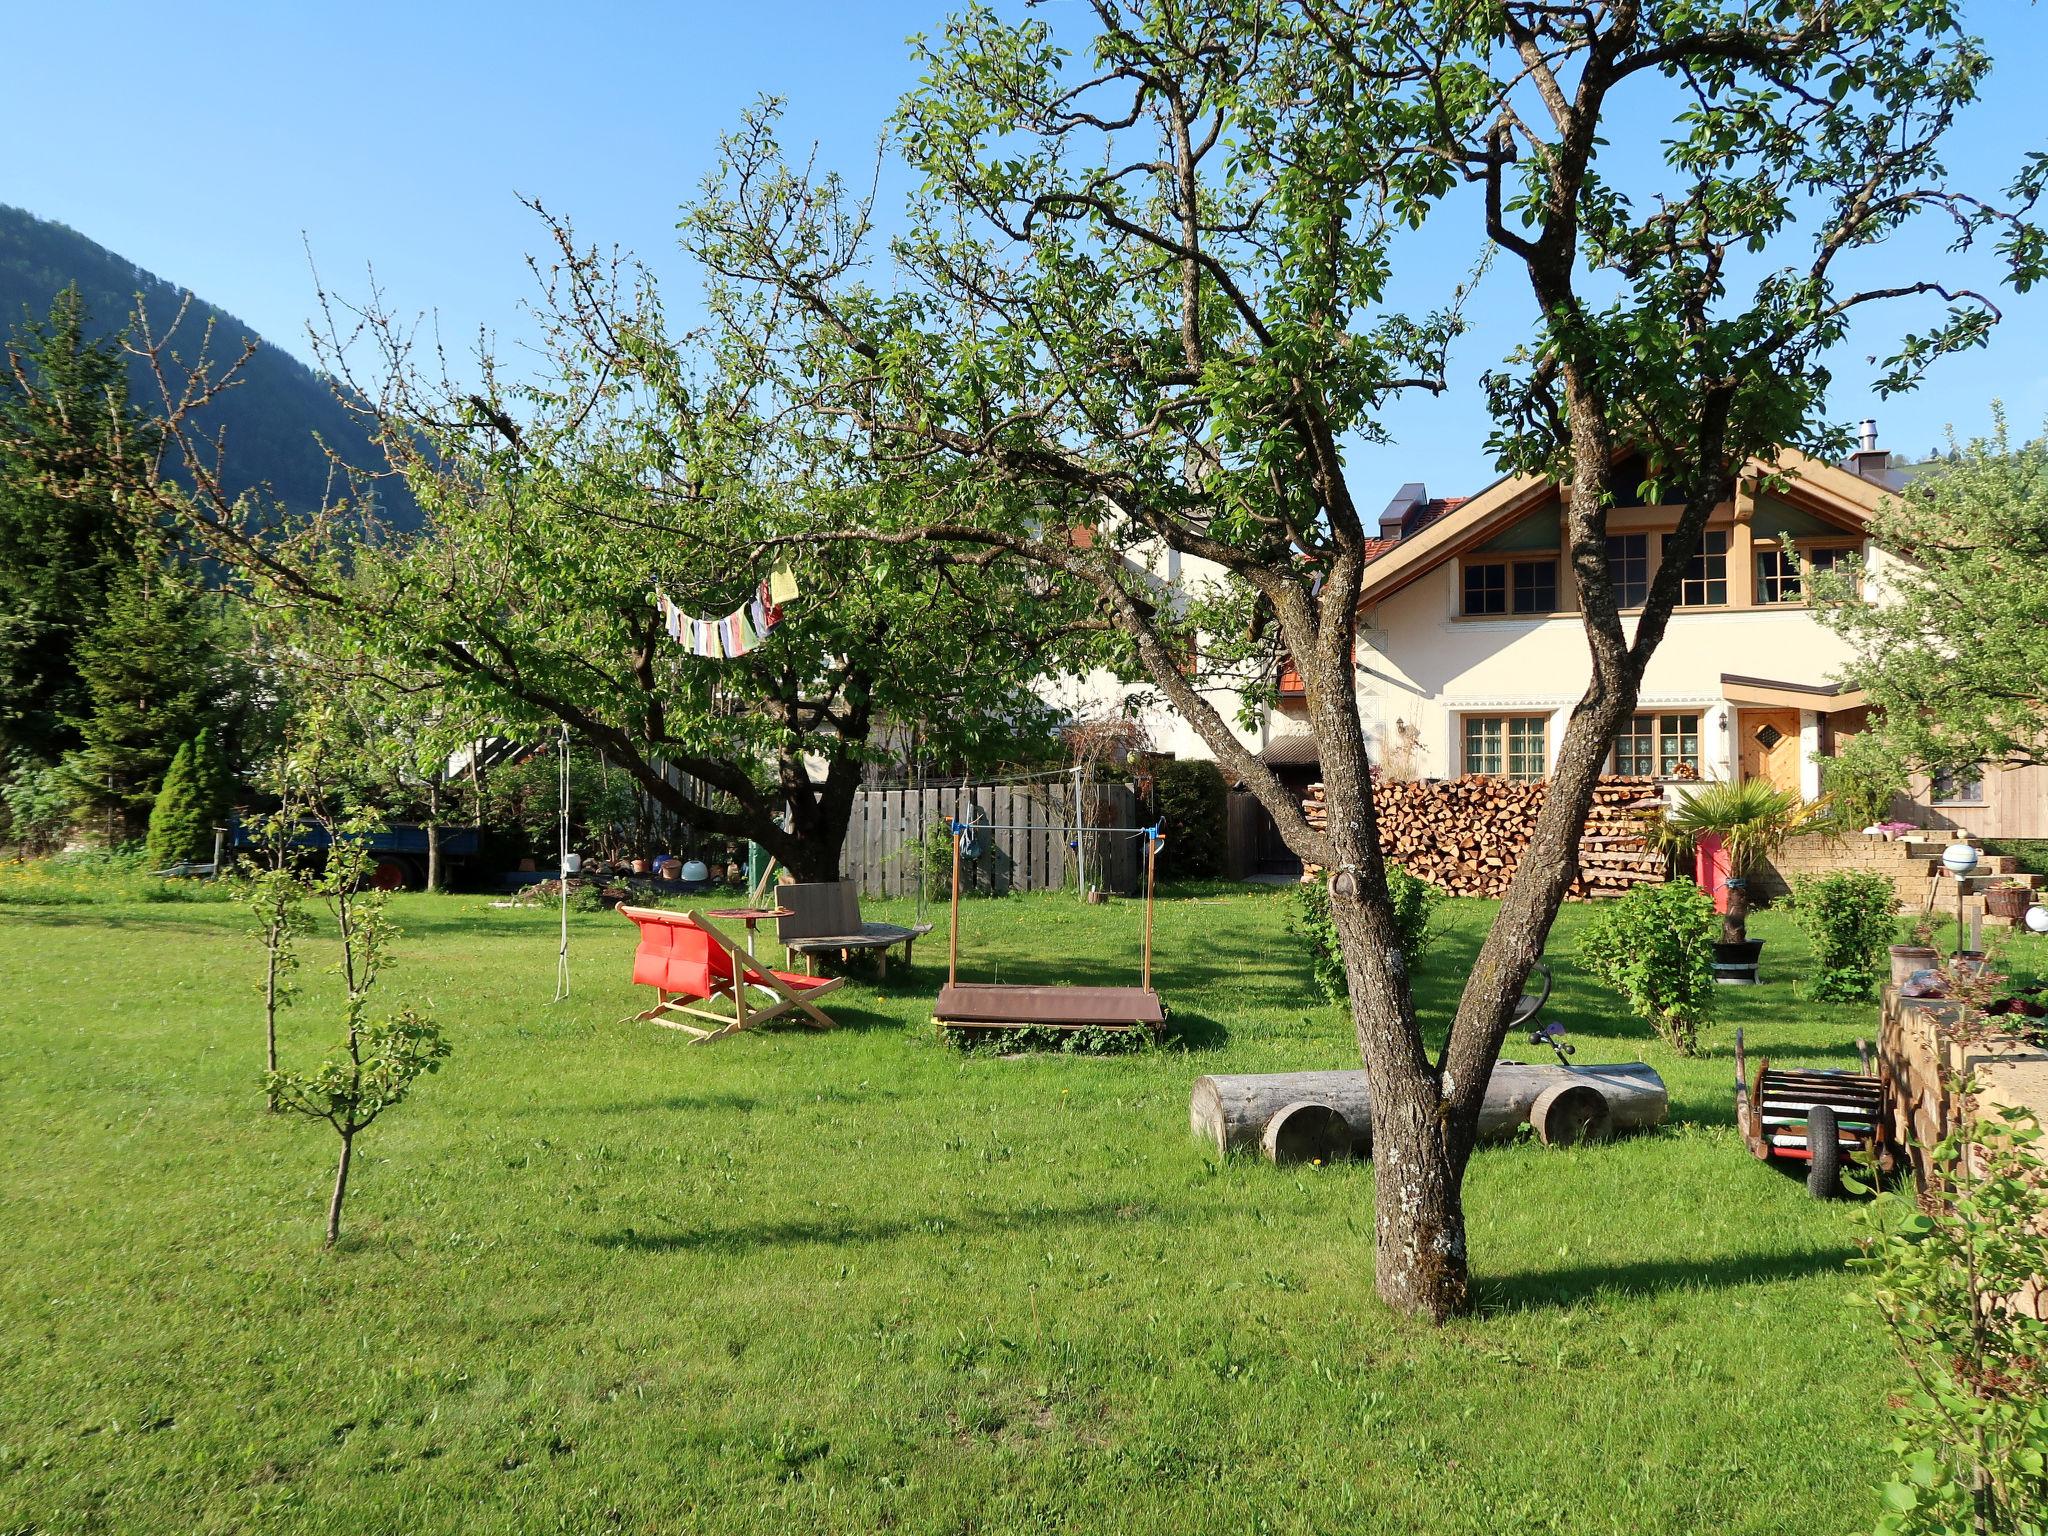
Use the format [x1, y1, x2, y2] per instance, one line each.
[1889, 945, 1939, 988]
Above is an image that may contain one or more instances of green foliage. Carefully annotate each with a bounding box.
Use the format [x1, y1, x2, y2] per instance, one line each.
[1988, 840, 2048, 879]
[1853, 1108, 2048, 1536]
[1647, 780, 1820, 878]
[0, 845, 237, 905]
[261, 804, 450, 1245]
[1790, 871, 1901, 1002]
[57, 557, 221, 838]
[0, 751, 72, 853]
[1815, 410, 2048, 784]
[1149, 760, 1227, 880]
[1821, 738, 1912, 830]
[1292, 868, 1442, 1005]
[0, 285, 154, 767]
[1577, 879, 1718, 1054]
[144, 738, 205, 869]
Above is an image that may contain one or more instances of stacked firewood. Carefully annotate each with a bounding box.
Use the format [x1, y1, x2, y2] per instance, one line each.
[1301, 775, 1669, 899]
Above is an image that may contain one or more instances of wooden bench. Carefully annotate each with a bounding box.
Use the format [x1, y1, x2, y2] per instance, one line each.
[776, 881, 932, 976]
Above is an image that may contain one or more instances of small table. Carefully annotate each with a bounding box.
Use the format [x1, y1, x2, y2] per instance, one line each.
[702, 907, 792, 958]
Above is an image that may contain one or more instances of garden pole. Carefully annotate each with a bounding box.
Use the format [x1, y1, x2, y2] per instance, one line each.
[1073, 764, 1085, 901]
[948, 826, 962, 987]
[1143, 834, 1160, 991]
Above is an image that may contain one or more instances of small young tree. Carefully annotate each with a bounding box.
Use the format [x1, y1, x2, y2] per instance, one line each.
[237, 797, 314, 1110]
[1853, 1107, 2048, 1536]
[1645, 780, 1823, 945]
[263, 809, 449, 1245]
[144, 737, 203, 869]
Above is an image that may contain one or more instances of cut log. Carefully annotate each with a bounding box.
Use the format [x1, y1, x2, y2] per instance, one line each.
[1260, 1101, 1363, 1165]
[1190, 1062, 1668, 1158]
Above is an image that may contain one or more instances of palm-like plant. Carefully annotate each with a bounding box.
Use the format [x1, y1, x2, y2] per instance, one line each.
[1642, 779, 1827, 945]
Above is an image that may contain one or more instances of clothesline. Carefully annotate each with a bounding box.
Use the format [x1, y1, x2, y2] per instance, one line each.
[655, 565, 800, 660]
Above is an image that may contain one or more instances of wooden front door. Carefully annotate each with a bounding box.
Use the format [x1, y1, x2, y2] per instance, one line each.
[1738, 708, 1803, 793]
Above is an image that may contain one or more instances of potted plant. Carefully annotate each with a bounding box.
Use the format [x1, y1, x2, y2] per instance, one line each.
[1889, 914, 1940, 989]
[1642, 779, 1823, 984]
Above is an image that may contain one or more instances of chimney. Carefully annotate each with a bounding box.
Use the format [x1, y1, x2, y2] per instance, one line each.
[1847, 418, 1892, 484]
[1378, 482, 1428, 539]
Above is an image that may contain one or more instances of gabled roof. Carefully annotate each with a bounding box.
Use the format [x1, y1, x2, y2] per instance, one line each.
[1354, 447, 1890, 609]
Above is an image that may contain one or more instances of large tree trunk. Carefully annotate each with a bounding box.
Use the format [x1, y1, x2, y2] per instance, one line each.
[1297, 629, 1475, 1320]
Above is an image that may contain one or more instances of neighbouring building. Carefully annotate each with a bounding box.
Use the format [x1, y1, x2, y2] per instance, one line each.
[1082, 424, 2047, 874]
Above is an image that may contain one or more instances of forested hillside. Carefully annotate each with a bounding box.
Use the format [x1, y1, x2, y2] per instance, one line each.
[0, 204, 414, 526]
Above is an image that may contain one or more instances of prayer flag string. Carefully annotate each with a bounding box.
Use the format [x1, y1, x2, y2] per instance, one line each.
[654, 567, 797, 659]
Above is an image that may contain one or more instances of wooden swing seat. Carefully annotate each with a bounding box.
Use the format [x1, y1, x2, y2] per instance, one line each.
[933, 982, 1164, 1035]
[620, 905, 843, 1044]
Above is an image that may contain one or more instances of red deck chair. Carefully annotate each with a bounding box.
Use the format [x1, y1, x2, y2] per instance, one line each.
[619, 906, 843, 1044]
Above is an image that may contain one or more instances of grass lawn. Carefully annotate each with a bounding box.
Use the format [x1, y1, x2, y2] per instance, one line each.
[5, 879, 2026, 1534]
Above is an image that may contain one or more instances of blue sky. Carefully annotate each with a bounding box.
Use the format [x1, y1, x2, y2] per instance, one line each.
[6, 1, 2045, 500]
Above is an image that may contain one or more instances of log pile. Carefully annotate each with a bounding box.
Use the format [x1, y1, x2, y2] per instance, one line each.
[1301, 774, 1669, 900]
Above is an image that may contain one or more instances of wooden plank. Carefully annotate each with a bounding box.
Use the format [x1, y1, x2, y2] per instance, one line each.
[935, 982, 1165, 1025]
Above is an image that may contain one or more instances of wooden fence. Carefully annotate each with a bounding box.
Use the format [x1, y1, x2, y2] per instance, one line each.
[841, 782, 1143, 898]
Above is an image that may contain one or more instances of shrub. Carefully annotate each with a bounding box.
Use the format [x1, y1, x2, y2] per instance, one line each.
[1149, 759, 1227, 880]
[145, 739, 209, 869]
[1577, 878, 1717, 1054]
[1292, 865, 1442, 1004]
[1852, 1108, 2047, 1536]
[1789, 870, 1900, 1001]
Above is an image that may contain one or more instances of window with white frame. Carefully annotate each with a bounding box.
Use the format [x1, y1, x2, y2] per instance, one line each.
[1931, 768, 1984, 805]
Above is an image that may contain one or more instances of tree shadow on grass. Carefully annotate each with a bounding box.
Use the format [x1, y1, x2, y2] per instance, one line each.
[592, 1196, 1191, 1256]
[1476, 1243, 1855, 1315]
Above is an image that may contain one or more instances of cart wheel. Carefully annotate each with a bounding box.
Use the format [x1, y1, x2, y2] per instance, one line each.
[1806, 1104, 1841, 1199]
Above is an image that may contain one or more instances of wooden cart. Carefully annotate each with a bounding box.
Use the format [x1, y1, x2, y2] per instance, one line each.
[1734, 1028, 1896, 1198]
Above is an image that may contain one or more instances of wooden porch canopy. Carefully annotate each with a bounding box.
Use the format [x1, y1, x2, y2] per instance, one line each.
[1720, 674, 1868, 713]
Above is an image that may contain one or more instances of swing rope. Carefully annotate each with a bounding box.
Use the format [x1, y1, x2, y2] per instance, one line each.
[551, 725, 571, 1003]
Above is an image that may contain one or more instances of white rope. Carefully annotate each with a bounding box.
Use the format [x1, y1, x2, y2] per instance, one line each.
[551, 725, 571, 1003]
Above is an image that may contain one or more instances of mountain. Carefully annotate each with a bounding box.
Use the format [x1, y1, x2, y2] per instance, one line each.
[0, 203, 417, 527]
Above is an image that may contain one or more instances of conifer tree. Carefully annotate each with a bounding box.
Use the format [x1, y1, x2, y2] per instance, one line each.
[0, 287, 155, 764]
[61, 554, 219, 840]
[144, 737, 205, 868]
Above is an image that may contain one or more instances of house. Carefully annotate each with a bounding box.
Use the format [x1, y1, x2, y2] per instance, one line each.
[1044, 423, 2045, 877]
[1250, 423, 2048, 853]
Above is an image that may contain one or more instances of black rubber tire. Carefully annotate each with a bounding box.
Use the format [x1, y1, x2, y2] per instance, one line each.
[1806, 1104, 1842, 1199]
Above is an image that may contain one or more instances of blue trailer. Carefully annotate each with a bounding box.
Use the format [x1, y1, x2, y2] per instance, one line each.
[227, 818, 482, 890]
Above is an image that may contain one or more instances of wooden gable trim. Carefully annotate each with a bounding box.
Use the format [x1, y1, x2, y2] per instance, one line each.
[1357, 445, 1883, 613]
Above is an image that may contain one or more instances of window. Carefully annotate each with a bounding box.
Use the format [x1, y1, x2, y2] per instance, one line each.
[1606, 533, 1649, 607]
[1613, 713, 1701, 776]
[1655, 713, 1701, 776]
[1463, 557, 1558, 615]
[1512, 559, 1557, 614]
[1614, 715, 1656, 776]
[1756, 544, 1801, 603]
[1662, 530, 1728, 606]
[1465, 715, 1548, 780]
[1932, 768, 1984, 805]
[1462, 561, 1506, 615]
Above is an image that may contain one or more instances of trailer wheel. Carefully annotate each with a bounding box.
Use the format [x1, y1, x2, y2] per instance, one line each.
[368, 856, 417, 892]
[1806, 1104, 1841, 1199]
